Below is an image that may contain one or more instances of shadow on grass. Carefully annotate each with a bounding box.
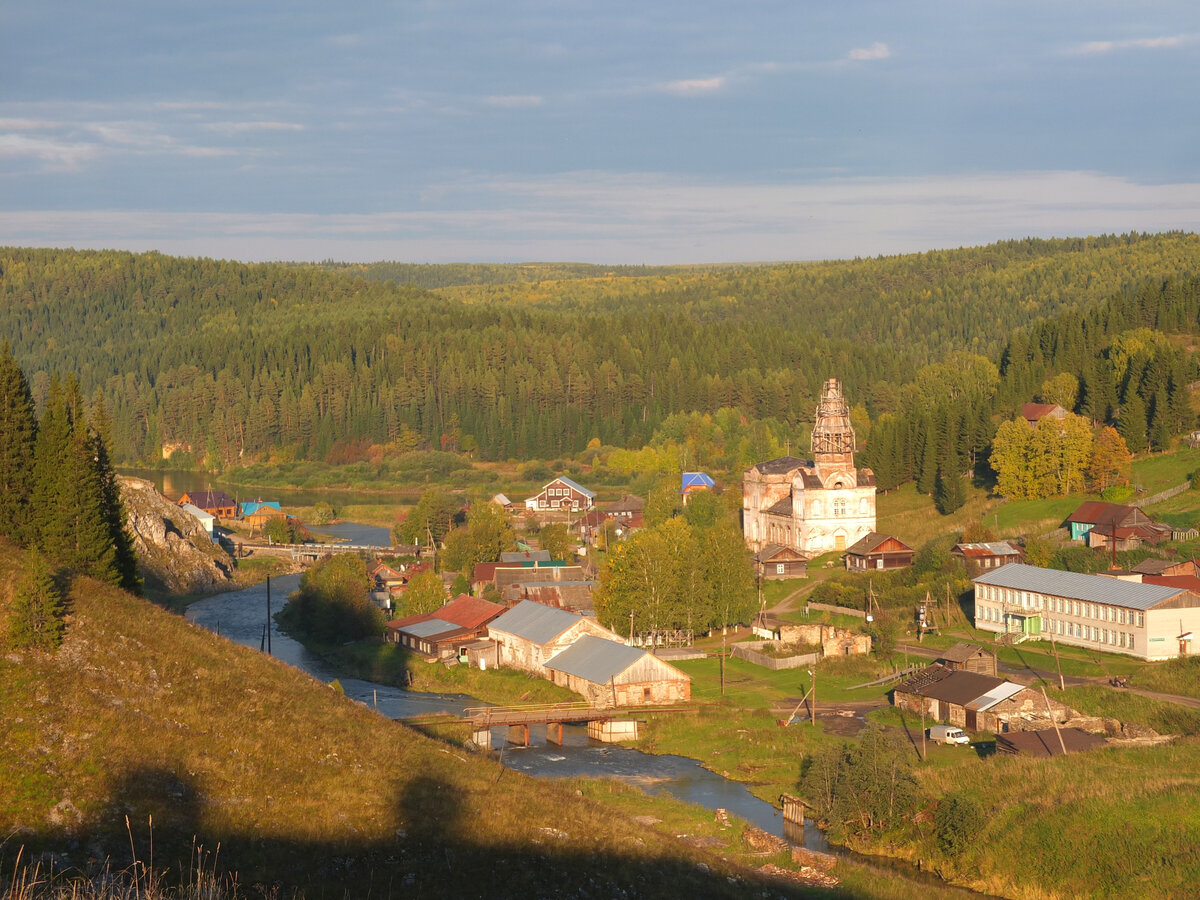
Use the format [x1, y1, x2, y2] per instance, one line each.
[3, 765, 855, 900]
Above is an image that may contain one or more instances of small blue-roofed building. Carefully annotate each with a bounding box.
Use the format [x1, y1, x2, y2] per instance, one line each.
[681, 471, 715, 502]
[486, 599, 622, 676]
[525, 476, 596, 513]
[544, 634, 691, 707]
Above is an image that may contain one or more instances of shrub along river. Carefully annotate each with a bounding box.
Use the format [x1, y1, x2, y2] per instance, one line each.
[185, 574, 829, 851]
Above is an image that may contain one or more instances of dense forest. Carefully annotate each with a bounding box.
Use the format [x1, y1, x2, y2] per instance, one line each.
[1, 234, 1198, 480]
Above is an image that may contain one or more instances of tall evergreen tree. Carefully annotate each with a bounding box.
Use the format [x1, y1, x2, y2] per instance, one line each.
[934, 468, 967, 515]
[1117, 392, 1148, 454]
[8, 550, 65, 652]
[0, 344, 38, 544]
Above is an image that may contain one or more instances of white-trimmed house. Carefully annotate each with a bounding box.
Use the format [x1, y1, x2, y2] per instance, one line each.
[525, 476, 596, 512]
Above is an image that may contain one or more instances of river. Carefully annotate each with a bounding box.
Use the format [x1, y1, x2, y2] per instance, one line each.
[186, 574, 829, 851]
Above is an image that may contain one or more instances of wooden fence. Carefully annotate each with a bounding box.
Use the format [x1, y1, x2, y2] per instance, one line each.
[731, 642, 821, 671]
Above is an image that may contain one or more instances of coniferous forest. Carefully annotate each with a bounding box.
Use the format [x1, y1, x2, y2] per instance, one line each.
[2, 234, 1199, 491]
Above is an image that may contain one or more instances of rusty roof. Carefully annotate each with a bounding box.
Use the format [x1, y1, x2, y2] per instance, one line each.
[995, 727, 1107, 758]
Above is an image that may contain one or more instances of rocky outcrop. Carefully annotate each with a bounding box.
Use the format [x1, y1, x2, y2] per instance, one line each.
[119, 476, 235, 595]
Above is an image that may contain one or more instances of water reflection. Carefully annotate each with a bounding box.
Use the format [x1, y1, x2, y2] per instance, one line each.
[187, 577, 827, 850]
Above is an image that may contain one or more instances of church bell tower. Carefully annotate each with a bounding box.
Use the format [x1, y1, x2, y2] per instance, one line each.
[811, 378, 856, 479]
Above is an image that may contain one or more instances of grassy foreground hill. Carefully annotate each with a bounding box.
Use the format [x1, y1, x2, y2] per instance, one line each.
[0, 544, 828, 899]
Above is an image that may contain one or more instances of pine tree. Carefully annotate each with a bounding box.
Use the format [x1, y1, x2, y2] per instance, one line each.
[0, 344, 38, 545]
[8, 551, 65, 652]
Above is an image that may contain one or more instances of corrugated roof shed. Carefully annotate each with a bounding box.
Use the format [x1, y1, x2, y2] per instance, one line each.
[437, 594, 505, 629]
[939, 642, 993, 663]
[487, 599, 583, 644]
[974, 563, 1188, 611]
[544, 634, 646, 683]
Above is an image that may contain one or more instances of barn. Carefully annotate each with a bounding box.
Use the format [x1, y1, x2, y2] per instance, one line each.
[543, 634, 691, 708]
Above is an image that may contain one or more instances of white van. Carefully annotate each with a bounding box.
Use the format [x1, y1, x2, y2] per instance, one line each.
[928, 725, 970, 745]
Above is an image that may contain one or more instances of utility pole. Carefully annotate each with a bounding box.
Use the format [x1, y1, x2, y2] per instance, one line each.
[920, 704, 927, 760]
[1049, 630, 1065, 690]
[720, 633, 726, 698]
[265, 576, 272, 656]
[810, 668, 816, 727]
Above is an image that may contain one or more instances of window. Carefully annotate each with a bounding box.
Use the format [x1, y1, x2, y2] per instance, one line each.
[1128, 633, 1135, 651]
[776, 563, 785, 575]
[1138, 612, 1145, 627]
[833, 498, 847, 517]
[1119, 609, 1127, 625]
[1119, 632, 1126, 648]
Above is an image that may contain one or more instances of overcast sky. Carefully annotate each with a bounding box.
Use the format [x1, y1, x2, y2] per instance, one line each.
[2, 2, 1199, 264]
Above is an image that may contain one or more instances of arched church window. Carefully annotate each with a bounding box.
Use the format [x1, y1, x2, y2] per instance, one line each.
[833, 498, 847, 517]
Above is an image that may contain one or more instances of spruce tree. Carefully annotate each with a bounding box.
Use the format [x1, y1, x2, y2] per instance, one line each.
[1118, 392, 1148, 454]
[31, 376, 73, 559]
[8, 551, 65, 652]
[91, 398, 141, 593]
[0, 344, 38, 545]
[934, 468, 967, 515]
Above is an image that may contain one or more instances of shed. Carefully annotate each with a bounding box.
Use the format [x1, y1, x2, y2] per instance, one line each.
[179, 502, 216, 539]
[844, 533, 914, 572]
[485, 599, 622, 676]
[544, 634, 691, 707]
[995, 727, 1107, 757]
[951, 541, 1023, 573]
[936, 642, 998, 676]
[892, 664, 1007, 729]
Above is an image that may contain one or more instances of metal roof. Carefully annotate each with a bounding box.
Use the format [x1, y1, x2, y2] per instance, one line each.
[750, 456, 807, 475]
[399, 618, 461, 639]
[544, 634, 647, 683]
[965, 681, 1025, 712]
[552, 476, 595, 498]
[681, 472, 716, 490]
[487, 599, 583, 644]
[974, 563, 1188, 611]
[501, 550, 552, 563]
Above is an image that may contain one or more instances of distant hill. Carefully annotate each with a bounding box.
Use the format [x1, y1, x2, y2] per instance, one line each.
[0, 544, 804, 897]
[2, 233, 1198, 465]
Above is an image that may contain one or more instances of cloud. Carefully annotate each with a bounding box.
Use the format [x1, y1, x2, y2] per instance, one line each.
[847, 42, 890, 61]
[4, 170, 1199, 265]
[203, 121, 307, 134]
[660, 76, 726, 96]
[0, 133, 98, 169]
[484, 95, 544, 108]
[1070, 34, 1194, 56]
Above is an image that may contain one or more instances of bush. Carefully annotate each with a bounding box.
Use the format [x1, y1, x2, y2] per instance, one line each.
[934, 792, 986, 857]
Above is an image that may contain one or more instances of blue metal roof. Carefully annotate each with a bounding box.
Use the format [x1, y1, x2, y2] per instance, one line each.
[681, 472, 715, 491]
[974, 564, 1187, 611]
[488, 600, 583, 644]
[544, 634, 646, 683]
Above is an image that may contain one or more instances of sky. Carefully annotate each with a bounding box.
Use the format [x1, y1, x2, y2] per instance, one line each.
[2, 1, 1199, 264]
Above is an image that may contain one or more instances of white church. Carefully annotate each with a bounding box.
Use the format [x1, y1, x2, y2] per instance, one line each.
[742, 378, 877, 556]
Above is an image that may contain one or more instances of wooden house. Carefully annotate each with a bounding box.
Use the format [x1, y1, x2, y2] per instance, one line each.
[524, 476, 595, 512]
[1132, 558, 1200, 578]
[241, 501, 285, 530]
[543, 635, 691, 708]
[892, 664, 1009, 730]
[368, 560, 406, 593]
[1065, 502, 1172, 548]
[755, 543, 808, 580]
[935, 642, 998, 677]
[385, 594, 505, 659]
[179, 490, 237, 520]
[951, 541, 1023, 573]
[485, 600, 621, 676]
[1020, 402, 1067, 425]
[844, 533, 914, 572]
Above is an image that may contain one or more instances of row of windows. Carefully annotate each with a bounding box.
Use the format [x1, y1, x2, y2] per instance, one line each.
[976, 584, 1145, 626]
[977, 606, 1138, 649]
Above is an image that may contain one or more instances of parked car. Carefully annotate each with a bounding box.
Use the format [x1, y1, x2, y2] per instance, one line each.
[928, 725, 970, 745]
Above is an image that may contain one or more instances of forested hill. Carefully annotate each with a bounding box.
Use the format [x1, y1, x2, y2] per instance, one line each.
[1, 234, 1198, 466]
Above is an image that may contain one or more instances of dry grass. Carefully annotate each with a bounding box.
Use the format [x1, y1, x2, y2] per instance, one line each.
[0, 542, 828, 898]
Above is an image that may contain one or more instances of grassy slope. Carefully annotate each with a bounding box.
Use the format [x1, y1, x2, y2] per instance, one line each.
[0, 546, 828, 899]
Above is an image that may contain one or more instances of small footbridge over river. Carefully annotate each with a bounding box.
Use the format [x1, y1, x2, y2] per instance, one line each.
[399, 701, 693, 749]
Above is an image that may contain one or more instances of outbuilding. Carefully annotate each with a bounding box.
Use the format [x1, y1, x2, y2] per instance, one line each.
[543, 634, 691, 708]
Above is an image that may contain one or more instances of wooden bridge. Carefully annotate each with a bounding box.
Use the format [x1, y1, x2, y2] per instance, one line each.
[239, 541, 419, 563]
[398, 701, 691, 748]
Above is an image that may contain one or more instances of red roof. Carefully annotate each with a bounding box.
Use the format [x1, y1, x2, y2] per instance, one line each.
[1021, 402, 1065, 422]
[437, 594, 505, 629]
[1143, 574, 1200, 593]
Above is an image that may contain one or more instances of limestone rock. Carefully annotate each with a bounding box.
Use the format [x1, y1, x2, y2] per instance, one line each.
[119, 476, 235, 595]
